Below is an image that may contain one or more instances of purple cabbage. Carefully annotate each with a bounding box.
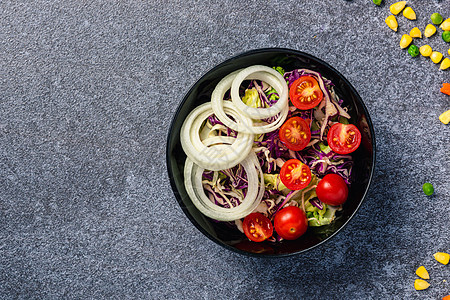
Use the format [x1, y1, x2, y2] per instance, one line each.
[284, 69, 334, 88]
[310, 198, 324, 210]
[207, 114, 237, 137]
[201, 164, 249, 209]
[301, 143, 354, 184]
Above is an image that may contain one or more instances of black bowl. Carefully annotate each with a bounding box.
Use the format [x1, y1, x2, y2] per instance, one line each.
[166, 48, 375, 257]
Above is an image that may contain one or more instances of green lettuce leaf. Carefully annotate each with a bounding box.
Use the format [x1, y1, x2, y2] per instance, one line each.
[263, 173, 287, 191]
[242, 88, 262, 108]
[306, 202, 338, 227]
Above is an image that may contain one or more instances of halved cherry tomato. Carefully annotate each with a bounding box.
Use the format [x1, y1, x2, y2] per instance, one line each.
[289, 76, 323, 110]
[242, 213, 273, 242]
[316, 173, 348, 206]
[279, 117, 311, 151]
[327, 123, 361, 154]
[274, 206, 308, 240]
[280, 159, 312, 190]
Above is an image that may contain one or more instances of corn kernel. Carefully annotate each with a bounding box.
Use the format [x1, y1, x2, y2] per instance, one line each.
[440, 18, 450, 31]
[409, 27, 422, 38]
[403, 7, 416, 20]
[385, 15, 398, 32]
[439, 110, 450, 124]
[430, 51, 443, 63]
[440, 58, 450, 70]
[448, 48, 450, 56]
[434, 252, 450, 264]
[390, 1, 406, 15]
[420, 45, 432, 57]
[415, 266, 430, 279]
[399, 34, 412, 49]
[414, 279, 430, 291]
[424, 24, 437, 37]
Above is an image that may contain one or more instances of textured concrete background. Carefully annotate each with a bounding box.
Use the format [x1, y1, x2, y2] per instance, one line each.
[1, 0, 449, 299]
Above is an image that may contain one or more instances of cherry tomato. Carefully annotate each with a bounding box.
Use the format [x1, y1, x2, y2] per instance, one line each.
[279, 117, 311, 151]
[280, 159, 312, 190]
[316, 174, 348, 206]
[274, 206, 308, 240]
[327, 123, 361, 154]
[289, 76, 323, 110]
[242, 213, 273, 242]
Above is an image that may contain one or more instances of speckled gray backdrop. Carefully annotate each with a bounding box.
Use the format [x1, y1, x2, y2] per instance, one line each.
[1, 0, 449, 299]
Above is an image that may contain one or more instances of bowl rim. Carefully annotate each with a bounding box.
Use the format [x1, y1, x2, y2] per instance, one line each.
[166, 47, 376, 258]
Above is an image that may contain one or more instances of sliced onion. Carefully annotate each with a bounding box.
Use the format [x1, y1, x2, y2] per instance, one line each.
[180, 102, 254, 171]
[211, 70, 288, 134]
[184, 137, 265, 221]
[230, 65, 288, 119]
[331, 97, 351, 119]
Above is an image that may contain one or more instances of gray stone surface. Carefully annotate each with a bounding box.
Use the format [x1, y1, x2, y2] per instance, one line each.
[1, 0, 449, 299]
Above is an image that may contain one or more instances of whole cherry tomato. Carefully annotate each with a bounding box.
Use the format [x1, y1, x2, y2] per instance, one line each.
[274, 206, 308, 240]
[316, 173, 348, 206]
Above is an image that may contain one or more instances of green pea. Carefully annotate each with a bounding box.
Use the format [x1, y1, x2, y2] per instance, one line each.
[372, 0, 382, 6]
[431, 13, 443, 25]
[408, 45, 419, 57]
[443, 31, 450, 43]
[422, 182, 434, 196]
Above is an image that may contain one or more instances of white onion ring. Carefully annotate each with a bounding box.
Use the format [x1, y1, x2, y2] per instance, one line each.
[230, 65, 288, 119]
[184, 138, 265, 221]
[211, 71, 289, 134]
[180, 102, 254, 171]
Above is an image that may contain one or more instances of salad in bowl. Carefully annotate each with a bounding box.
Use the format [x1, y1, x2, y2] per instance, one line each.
[167, 48, 375, 257]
